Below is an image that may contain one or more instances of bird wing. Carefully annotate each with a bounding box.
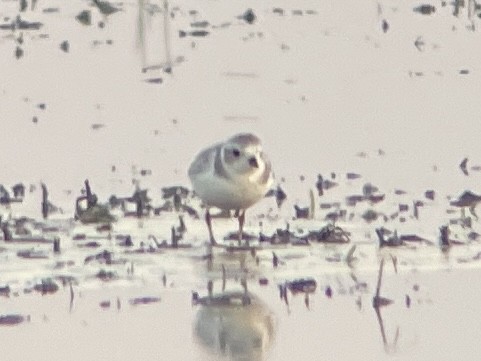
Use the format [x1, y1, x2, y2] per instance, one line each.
[188, 145, 217, 178]
[259, 152, 273, 185]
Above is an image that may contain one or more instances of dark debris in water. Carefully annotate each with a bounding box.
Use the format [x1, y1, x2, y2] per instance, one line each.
[190, 21, 209, 28]
[17, 249, 49, 259]
[223, 231, 257, 242]
[413, 4, 436, 15]
[0, 285, 11, 297]
[179, 30, 209, 38]
[192, 291, 252, 307]
[99, 300, 111, 309]
[15, 46, 24, 59]
[260, 227, 308, 245]
[92, 0, 121, 16]
[96, 269, 118, 281]
[0, 314, 28, 326]
[294, 205, 309, 219]
[265, 185, 287, 208]
[129, 296, 161, 306]
[42, 7, 60, 13]
[0, 16, 43, 31]
[144, 78, 163, 84]
[33, 278, 59, 295]
[307, 224, 350, 243]
[284, 278, 317, 294]
[84, 249, 126, 265]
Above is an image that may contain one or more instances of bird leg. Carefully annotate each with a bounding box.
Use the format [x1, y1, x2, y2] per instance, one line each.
[238, 210, 245, 245]
[205, 209, 217, 245]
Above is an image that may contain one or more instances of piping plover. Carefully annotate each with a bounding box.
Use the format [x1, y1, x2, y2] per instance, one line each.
[188, 133, 273, 245]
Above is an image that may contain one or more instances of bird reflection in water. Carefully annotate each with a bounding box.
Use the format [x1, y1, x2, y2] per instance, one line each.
[193, 287, 275, 361]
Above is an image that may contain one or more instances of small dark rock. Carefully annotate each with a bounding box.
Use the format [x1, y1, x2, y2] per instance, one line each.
[346, 172, 361, 180]
[241, 8, 256, 24]
[294, 205, 309, 219]
[272, 8, 284, 15]
[382, 19, 389, 33]
[60, 40, 69, 52]
[0, 285, 10, 296]
[425, 190, 435, 200]
[99, 300, 111, 309]
[259, 278, 269, 286]
[399, 204, 409, 212]
[325, 286, 333, 298]
[15, 46, 23, 59]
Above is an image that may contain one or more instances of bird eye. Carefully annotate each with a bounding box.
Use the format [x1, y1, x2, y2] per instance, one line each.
[233, 149, 240, 157]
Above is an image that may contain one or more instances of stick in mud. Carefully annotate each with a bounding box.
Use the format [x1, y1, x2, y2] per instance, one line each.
[171, 226, 178, 248]
[272, 252, 279, 268]
[221, 264, 226, 292]
[316, 174, 324, 196]
[207, 280, 213, 298]
[345, 245, 357, 267]
[309, 189, 315, 219]
[41, 183, 49, 219]
[53, 237, 60, 253]
[84, 179, 96, 208]
[1, 220, 12, 241]
[304, 293, 310, 309]
[69, 282, 74, 312]
[241, 277, 247, 293]
[440, 225, 449, 246]
[163, 0, 172, 73]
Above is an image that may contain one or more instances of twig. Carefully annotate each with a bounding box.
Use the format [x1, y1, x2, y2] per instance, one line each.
[221, 264, 226, 291]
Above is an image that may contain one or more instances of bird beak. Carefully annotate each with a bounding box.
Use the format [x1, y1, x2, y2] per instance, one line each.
[249, 157, 259, 168]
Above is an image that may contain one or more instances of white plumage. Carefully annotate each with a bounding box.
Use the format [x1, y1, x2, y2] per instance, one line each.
[188, 133, 273, 245]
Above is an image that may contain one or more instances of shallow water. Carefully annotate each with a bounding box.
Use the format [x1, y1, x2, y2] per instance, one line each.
[2, 0, 481, 360]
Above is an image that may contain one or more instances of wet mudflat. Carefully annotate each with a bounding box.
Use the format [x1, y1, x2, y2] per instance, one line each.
[3, 0, 481, 360]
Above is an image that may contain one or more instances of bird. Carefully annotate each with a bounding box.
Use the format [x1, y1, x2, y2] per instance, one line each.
[188, 133, 273, 246]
